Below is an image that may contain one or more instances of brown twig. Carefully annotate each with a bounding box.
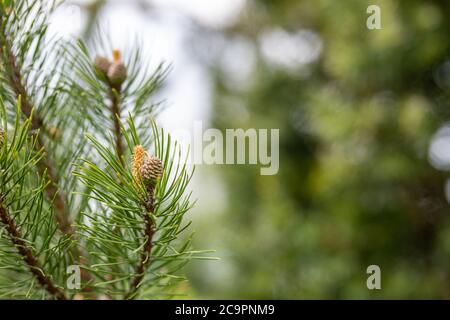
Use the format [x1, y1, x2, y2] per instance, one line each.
[125, 185, 155, 299]
[0, 31, 73, 235]
[0, 202, 68, 300]
[109, 87, 125, 167]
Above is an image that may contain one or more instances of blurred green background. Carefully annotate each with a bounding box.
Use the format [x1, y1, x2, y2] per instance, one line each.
[70, 0, 450, 298]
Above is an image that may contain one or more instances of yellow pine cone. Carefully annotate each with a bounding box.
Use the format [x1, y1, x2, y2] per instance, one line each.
[132, 145, 146, 184]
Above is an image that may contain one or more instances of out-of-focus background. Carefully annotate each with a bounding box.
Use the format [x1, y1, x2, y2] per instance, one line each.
[53, 0, 450, 298]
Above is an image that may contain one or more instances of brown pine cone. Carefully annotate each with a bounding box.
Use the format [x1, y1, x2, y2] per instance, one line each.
[107, 62, 127, 86]
[94, 55, 111, 75]
[140, 155, 163, 185]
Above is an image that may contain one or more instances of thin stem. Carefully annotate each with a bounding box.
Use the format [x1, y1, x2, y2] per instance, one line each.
[0, 202, 68, 300]
[109, 87, 125, 167]
[0, 30, 72, 235]
[125, 185, 155, 299]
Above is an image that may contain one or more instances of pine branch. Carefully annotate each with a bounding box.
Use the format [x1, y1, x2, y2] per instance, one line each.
[65, 38, 168, 149]
[0, 202, 68, 300]
[0, 3, 96, 297]
[0, 1, 209, 300]
[125, 145, 164, 299]
[0, 104, 69, 299]
[74, 119, 206, 299]
[103, 49, 128, 166]
[125, 184, 155, 299]
[0, 17, 72, 235]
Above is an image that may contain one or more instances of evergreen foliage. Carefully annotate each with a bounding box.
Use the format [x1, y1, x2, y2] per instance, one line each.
[0, 0, 205, 299]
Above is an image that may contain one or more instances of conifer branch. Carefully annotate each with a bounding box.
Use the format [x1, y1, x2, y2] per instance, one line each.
[125, 185, 155, 299]
[0, 25, 72, 235]
[0, 202, 68, 300]
[0, 1, 206, 300]
[95, 49, 127, 166]
[125, 146, 162, 299]
[74, 121, 206, 299]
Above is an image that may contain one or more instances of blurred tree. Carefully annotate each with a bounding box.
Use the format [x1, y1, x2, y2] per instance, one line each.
[188, 0, 450, 298]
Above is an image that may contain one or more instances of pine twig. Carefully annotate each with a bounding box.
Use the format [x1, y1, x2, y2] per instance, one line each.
[125, 185, 156, 299]
[103, 49, 127, 167]
[0, 32, 73, 235]
[109, 87, 125, 167]
[0, 202, 68, 300]
[93, 51, 127, 166]
[125, 148, 163, 299]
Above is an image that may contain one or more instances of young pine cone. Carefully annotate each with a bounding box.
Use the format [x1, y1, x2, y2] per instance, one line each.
[94, 55, 112, 75]
[108, 49, 127, 86]
[132, 145, 146, 184]
[140, 156, 163, 186]
[107, 62, 127, 86]
[132, 148, 163, 211]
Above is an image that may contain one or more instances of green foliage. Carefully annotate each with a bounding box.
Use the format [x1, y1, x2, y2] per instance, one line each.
[0, 0, 203, 300]
[188, 0, 450, 299]
[0, 100, 72, 299]
[73, 119, 205, 299]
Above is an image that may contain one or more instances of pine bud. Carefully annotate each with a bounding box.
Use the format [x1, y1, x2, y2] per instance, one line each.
[107, 62, 127, 86]
[132, 145, 146, 184]
[94, 55, 111, 75]
[107, 49, 127, 86]
[112, 49, 121, 63]
[140, 155, 163, 185]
